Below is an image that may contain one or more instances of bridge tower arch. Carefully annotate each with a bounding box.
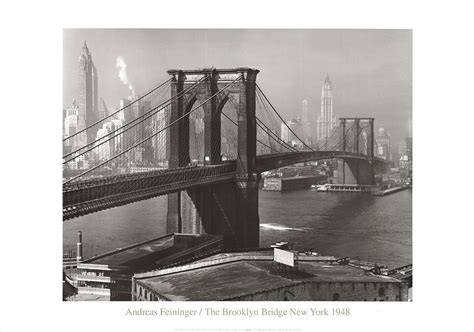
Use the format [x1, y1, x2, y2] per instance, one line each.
[166, 68, 260, 248]
[338, 117, 375, 185]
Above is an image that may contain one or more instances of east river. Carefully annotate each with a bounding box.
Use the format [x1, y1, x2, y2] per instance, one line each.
[63, 188, 412, 269]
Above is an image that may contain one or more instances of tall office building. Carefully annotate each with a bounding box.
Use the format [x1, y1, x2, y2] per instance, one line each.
[398, 140, 407, 156]
[280, 122, 289, 143]
[316, 74, 338, 147]
[64, 99, 86, 155]
[78, 41, 99, 144]
[375, 127, 391, 161]
[281, 118, 303, 148]
[301, 99, 311, 146]
[93, 118, 124, 163]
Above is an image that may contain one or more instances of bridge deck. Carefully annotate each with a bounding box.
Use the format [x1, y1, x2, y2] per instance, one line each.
[63, 152, 386, 221]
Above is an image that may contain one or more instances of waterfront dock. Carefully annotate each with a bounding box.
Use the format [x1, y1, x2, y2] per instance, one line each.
[263, 175, 326, 191]
[326, 184, 374, 192]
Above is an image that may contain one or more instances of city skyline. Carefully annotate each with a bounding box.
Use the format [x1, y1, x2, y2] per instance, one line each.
[62, 30, 412, 302]
[63, 29, 412, 145]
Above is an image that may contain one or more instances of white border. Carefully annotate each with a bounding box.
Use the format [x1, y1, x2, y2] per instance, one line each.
[1, 0, 474, 331]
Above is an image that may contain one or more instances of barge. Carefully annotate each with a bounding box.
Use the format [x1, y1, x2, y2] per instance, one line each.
[263, 175, 327, 191]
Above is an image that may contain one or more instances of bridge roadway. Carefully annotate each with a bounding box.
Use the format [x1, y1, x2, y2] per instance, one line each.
[63, 151, 382, 221]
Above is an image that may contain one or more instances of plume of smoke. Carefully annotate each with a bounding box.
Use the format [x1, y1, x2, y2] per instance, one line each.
[116, 56, 135, 96]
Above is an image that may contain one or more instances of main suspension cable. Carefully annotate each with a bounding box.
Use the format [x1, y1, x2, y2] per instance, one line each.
[256, 84, 315, 152]
[63, 75, 242, 185]
[63, 77, 173, 142]
[63, 76, 208, 163]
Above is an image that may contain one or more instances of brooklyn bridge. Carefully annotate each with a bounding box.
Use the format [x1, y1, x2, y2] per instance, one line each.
[63, 68, 388, 248]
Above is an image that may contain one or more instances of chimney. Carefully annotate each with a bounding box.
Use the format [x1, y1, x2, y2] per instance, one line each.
[76, 231, 83, 263]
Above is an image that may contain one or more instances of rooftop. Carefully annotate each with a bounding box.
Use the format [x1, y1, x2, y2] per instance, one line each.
[84, 234, 175, 267]
[81, 233, 220, 269]
[135, 251, 402, 301]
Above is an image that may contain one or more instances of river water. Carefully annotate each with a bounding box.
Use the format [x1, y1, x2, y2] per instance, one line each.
[63, 189, 411, 269]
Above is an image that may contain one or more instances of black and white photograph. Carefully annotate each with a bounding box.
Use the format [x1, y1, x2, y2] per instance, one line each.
[2, 1, 474, 331]
[62, 29, 412, 302]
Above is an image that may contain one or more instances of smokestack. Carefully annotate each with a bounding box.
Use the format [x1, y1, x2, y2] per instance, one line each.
[76, 231, 83, 263]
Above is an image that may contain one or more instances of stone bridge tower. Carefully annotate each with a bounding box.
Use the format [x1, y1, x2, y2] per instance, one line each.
[338, 117, 375, 185]
[166, 68, 260, 248]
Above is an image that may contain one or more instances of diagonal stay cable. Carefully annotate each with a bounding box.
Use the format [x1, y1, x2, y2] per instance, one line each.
[325, 126, 345, 151]
[63, 75, 242, 185]
[220, 110, 279, 154]
[63, 76, 208, 163]
[257, 84, 314, 152]
[256, 121, 292, 153]
[63, 77, 172, 142]
[256, 84, 315, 152]
[63, 77, 202, 160]
[255, 133, 280, 154]
[226, 93, 294, 153]
[255, 117, 297, 152]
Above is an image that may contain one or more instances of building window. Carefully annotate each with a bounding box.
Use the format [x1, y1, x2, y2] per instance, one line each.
[379, 287, 385, 297]
[333, 293, 340, 301]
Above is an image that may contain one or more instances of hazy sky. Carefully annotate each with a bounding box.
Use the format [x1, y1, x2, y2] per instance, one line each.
[63, 29, 411, 144]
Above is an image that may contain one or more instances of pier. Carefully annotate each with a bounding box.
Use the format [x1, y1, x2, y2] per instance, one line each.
[325, 184, 374, 192]
[263, 175, 327, 191]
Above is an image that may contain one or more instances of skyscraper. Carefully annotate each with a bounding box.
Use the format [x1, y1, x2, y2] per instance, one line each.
[280, 122, 289, 143]
[375, 127, 391, 161]
[301, 99, 311, 146]
[282, 118, 303, 148]
[316, 74, 338, 147]
[78, 41, 99, 144]
[63, 99, 86, 155]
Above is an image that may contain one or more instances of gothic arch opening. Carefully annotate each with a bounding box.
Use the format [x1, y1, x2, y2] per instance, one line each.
[219, 93, 238, 161]
[185, 95, 205, 165]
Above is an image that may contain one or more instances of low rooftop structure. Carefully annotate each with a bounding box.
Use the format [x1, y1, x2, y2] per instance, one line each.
[73, 233, 223, 301]
[132, 250, 408, 301]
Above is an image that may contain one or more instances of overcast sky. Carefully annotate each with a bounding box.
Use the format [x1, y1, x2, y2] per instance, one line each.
[63, 29, 411, 144]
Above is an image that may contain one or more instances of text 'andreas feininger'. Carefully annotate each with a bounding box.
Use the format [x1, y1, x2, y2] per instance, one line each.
[125, 307, 351, 318]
